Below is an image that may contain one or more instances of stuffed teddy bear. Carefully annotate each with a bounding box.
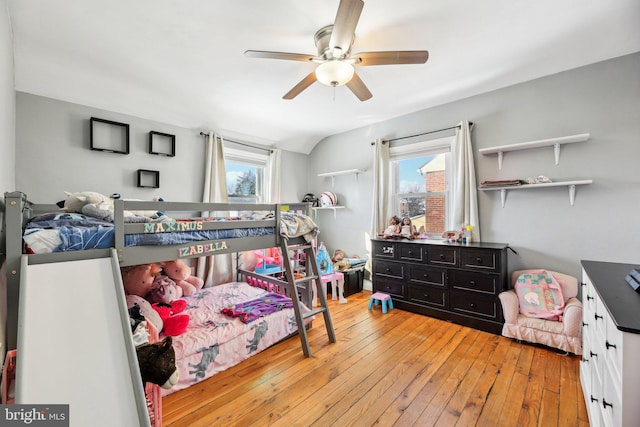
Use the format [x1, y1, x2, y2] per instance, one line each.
[151, 300, 190, 336]
[146, 275, 183, 304]
[121, 264, 161, 297]
[161, 260, 204, 296]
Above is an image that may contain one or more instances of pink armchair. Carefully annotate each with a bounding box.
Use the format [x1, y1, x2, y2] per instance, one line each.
[499, 269, 582, 355]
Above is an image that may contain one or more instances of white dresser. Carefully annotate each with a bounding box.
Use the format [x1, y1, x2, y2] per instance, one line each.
[580, 260, 640, 427]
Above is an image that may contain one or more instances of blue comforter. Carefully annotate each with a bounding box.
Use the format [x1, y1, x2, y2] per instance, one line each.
[24, 212, 275, 253]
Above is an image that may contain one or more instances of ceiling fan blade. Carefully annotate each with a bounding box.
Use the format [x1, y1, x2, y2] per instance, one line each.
[354, 50, 429, 66]
[245, 50, 316, 62]
[329, 0, 364, 54]
[283, 72, 317, 100]
[346, 72, 372, 101]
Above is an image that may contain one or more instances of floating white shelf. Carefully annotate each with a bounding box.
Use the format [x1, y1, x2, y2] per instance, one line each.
[479, 133, 590, 169]
[317, 169, 365, 186]
[312, 206, 346, 219]
[479, 179, 593, 207]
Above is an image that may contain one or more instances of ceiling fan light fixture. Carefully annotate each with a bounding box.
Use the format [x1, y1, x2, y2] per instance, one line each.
[315, 60, 354, 87]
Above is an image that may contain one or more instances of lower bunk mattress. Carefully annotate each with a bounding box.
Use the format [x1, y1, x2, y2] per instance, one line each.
[163, 281, 301, 396]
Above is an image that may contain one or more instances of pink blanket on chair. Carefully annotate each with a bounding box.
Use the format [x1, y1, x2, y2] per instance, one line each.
[514, 270, 565, 321]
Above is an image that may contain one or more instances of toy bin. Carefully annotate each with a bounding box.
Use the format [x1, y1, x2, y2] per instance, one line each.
[343, 266, 364, 297]
[1, 349, 16, 404]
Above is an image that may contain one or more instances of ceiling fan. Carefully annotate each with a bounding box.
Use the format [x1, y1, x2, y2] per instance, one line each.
[245, 0, 429, 101]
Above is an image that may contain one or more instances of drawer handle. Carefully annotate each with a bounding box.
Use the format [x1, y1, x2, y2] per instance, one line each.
[605, 341, 617, 350]
[439, 254, 445, 259]
[581, 357, 589, 363]
[594, 313, 603, 320]
[582, 322, 588, 327]
[470, 303, 476, 309]
[469, 280, 476, 285]
[476, 257, 482, 263]
[386, 268, 391, 272]
[602, 399, 613, 409]
[408, 250, 413, 255]
[590, 351, 598, 358]
[424, 293, 429, 298]
[590, 395, 598, 403]
[586, 295, 594, 301]
[581, 282, 586, 287]
[423, 274, 429, 278]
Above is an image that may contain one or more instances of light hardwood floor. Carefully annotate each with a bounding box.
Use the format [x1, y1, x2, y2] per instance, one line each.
[162, 290, 589, 426]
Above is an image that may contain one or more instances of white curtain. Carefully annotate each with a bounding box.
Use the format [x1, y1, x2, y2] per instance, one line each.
[266, 148, 281, 203]
[197, 132, 233, 287]
[450, 120, 481, 242]
[371, 138, 391, 238]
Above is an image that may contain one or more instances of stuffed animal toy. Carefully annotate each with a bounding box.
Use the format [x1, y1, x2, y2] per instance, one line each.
[146, 275, 183, 304]
[62, 191, 162, 220]
[161, 260, 204, 296]
[151, 300, 190, 337]
[126, 295, 163, 332]
[121, 264, 162, 297]
[136, 337, 178, 389]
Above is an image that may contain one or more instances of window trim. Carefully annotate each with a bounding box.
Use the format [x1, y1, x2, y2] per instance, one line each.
[390, 136, 454, 236]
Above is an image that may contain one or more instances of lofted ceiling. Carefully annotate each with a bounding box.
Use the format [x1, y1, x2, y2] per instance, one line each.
[7, 0, 640, 154]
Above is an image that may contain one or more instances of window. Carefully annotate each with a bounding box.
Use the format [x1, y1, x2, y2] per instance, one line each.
[224, 147, 267, 204]
[390, 136, 453, 236]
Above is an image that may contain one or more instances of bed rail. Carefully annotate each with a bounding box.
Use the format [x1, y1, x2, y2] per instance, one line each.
[2, 191, 312, 350]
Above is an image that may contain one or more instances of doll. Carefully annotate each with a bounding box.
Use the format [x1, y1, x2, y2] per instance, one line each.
[400, 216, 418, 239]
[378, 216, 401, 238]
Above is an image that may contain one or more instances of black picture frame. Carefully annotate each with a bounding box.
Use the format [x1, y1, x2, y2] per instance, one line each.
[90, 117, 130, 154]
[137, 169, 160, 188]
[149, 131, 176, 157]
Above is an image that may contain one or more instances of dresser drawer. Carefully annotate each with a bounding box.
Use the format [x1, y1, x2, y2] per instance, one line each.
[408, 285, 447, 309]
[408, 265, 446, 287]
[604, 317, 623, 387]
[374, 279, 404, 298]
[450, 291, 499, 320]
[373, 241, 397, 259]
[374, 261, 404, 280]
[399, 245, 424, 262]
[427, 246, 458, 267]
[460, 248, 500, 272]
[450, 270, 499, 295]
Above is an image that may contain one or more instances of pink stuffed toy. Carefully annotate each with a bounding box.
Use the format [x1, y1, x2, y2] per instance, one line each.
[121, 264, 162, 297]
[151, 300, 189, 336]
[161, 260, 204, 296]
[146, 275, 183, 304]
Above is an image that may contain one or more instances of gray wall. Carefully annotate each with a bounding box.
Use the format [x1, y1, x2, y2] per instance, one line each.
[0, 0, 15, 195]
[307, 52, 640, 281]
[14, 93, 310, 205]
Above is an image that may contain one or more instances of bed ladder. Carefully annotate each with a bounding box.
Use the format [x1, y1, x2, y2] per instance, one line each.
[279, 238, 336, 357]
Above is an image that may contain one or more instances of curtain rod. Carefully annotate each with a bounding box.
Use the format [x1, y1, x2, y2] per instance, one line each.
[370, 122, 474, 145]
[199, 132, 273, 153]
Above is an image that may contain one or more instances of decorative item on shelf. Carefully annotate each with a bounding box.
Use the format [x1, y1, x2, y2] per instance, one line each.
[137, 169, 160, 188]
[149, 131, 176, 157]
[318, 191, 337, 207]
[90, 117, 130, 154]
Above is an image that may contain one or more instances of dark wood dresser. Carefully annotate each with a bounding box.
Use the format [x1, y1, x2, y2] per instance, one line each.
[371, 238, 509, 334]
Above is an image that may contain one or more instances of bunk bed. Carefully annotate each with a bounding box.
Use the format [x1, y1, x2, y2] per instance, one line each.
[1, 191, 335, 425]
